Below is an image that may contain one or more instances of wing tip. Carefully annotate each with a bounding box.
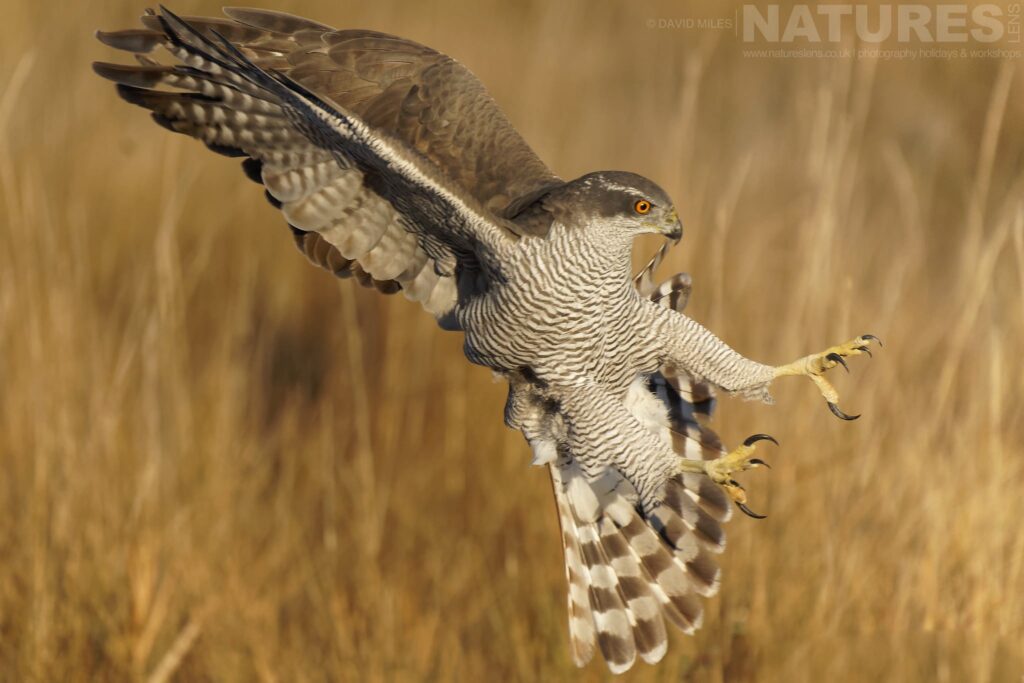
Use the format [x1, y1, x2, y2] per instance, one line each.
[95, 28, 163, 53]
[113, 82, 151, 107]
[92, 61, 166, 88]
[91, 59, 116, 80]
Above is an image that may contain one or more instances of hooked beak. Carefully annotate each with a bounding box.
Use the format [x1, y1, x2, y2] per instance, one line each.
[663, 208, 683, 242]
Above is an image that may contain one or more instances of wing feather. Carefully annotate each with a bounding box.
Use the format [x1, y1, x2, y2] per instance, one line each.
[95, 7, 562, 322]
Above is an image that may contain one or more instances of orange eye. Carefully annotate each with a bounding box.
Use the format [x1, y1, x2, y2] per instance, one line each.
[634, 199, 652, 215]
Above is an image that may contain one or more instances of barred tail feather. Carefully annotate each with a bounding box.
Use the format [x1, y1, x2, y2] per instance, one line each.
[576, 515, 637, 673]
[550, 468, 596, 667]
[551, 456, 718, 672]
[596, 515, 668, 664]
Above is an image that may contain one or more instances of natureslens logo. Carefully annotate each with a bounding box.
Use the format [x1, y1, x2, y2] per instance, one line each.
[741, 4, 1020, 43]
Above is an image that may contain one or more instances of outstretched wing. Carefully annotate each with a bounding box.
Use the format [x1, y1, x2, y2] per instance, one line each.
[550, 262, 730, 673]
[94, 7, 561, 319]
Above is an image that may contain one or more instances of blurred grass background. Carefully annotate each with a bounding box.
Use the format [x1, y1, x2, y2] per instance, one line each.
[1, 1, 1023, 681]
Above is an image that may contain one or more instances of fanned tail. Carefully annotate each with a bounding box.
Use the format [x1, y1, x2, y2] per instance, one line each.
[549, 405, 729, 673]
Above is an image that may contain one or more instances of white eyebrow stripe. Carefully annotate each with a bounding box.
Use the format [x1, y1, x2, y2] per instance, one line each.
[599, 181, 639, 194]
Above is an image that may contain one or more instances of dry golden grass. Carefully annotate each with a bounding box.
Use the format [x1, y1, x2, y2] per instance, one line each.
[1, 1, 1022, 680]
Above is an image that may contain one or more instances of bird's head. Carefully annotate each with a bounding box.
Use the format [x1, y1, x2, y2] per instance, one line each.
[561, 171, 683, 242]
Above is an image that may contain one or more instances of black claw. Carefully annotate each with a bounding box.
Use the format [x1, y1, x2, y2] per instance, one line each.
[749, 458, 771, 469]
[826, 352, 849, 372]
[862, 334, 883, 347]
[736, 502, 767, 519]
[827, 402, 860, 420]
[743, 433, 779, 447]
[856, 345, 873, 358]
[728, 479, 743, 489]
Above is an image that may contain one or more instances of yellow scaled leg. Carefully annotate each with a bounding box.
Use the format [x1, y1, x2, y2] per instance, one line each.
[774, 334, 882, 420]
[703, 434, 778, 519]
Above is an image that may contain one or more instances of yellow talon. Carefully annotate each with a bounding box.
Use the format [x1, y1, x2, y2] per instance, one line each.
[703, 434, 777, 518]
[774, 334, 881, 420]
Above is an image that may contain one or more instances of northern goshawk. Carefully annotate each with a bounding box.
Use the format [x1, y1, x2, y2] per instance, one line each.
[94, 7, 879, 673]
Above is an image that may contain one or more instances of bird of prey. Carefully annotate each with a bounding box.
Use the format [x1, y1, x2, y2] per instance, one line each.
[94, 7, 880, 673]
